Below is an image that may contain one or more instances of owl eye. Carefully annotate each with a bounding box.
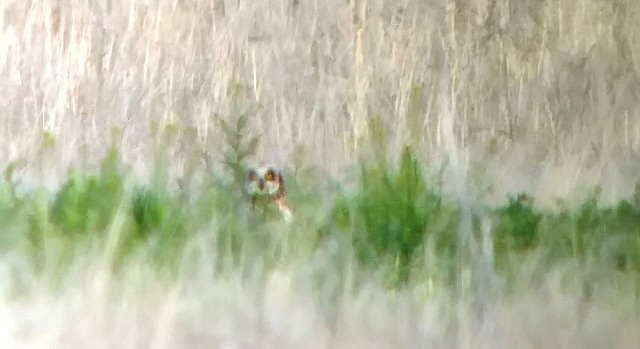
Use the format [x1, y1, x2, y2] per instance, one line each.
[265, 169, 275, 181]
[248, 170, 257, 181]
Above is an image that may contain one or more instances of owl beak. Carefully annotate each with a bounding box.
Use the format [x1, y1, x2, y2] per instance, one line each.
[258, 179, 265, 190]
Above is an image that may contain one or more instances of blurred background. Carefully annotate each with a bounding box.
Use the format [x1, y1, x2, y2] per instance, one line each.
[1, 0, 639, 205]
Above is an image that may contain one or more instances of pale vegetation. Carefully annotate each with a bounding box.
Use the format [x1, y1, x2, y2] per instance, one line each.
[0, 0, 639, 348]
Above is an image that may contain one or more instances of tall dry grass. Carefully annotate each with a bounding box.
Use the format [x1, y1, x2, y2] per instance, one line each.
[1, 0, 640, 202]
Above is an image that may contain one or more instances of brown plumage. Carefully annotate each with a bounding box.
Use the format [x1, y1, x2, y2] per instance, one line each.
[244, 163, 292, 222]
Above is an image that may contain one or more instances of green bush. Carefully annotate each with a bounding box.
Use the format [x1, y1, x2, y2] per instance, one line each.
[3, 139, 640, 288]
[333, 147, 457, 286]
[50, 146, 124, 236]
[496, 194, 541, 249]
[128, 185, 189, 265]
[468, 185, 640, 277]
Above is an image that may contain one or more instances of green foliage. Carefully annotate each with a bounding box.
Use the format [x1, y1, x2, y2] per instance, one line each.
[4, 140, 640, 289]
[0, 161, 28, 253]
[2, 158, 25, 200]
[130, 186, 186, 241]
[356, 148, 429, 275]
[128, 185, 189, 266]
[492, 193, 543, 273]
[566, 192, 640, 270]
[504, 188, 640, 273]
[132, 187, 166, 233]
[217, 110, 259, 185]
[333, 147, 457, 286]
[600, 200, 640, 270]
[495, 193, 541, 251]
[50, 146, 124, 236]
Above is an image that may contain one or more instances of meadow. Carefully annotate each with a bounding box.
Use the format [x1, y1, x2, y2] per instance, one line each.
[1, 0, 640, 348]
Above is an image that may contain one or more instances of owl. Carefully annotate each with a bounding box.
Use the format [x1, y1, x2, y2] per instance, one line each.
[244, 163, 292, 222]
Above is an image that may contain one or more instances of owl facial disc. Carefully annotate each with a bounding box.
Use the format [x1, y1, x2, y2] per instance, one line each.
[245, 164, 282, 197]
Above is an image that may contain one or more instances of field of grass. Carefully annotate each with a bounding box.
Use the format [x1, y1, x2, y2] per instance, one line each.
[1, 0, 640, 348]
[2, 127, 640, 347]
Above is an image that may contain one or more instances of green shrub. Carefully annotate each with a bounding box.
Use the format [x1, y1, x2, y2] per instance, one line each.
[495, 193, 541, 250]
[334, 147, 457, 286]
[128, 185, 189, 264]
[50, 146, 124, 236]
[3, 135, 640, 289]
[535, 190, 640, 272]
[132, 187, 166, 233]
[592, 199, 640, 271]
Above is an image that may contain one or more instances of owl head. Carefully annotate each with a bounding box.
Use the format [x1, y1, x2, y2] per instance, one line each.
[244, 163, 285, 198]
[244, 163, 292, 222]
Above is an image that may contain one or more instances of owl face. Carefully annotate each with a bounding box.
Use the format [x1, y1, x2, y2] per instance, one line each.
[244, 163, 292, 222]
[244, 164, 284, 197]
